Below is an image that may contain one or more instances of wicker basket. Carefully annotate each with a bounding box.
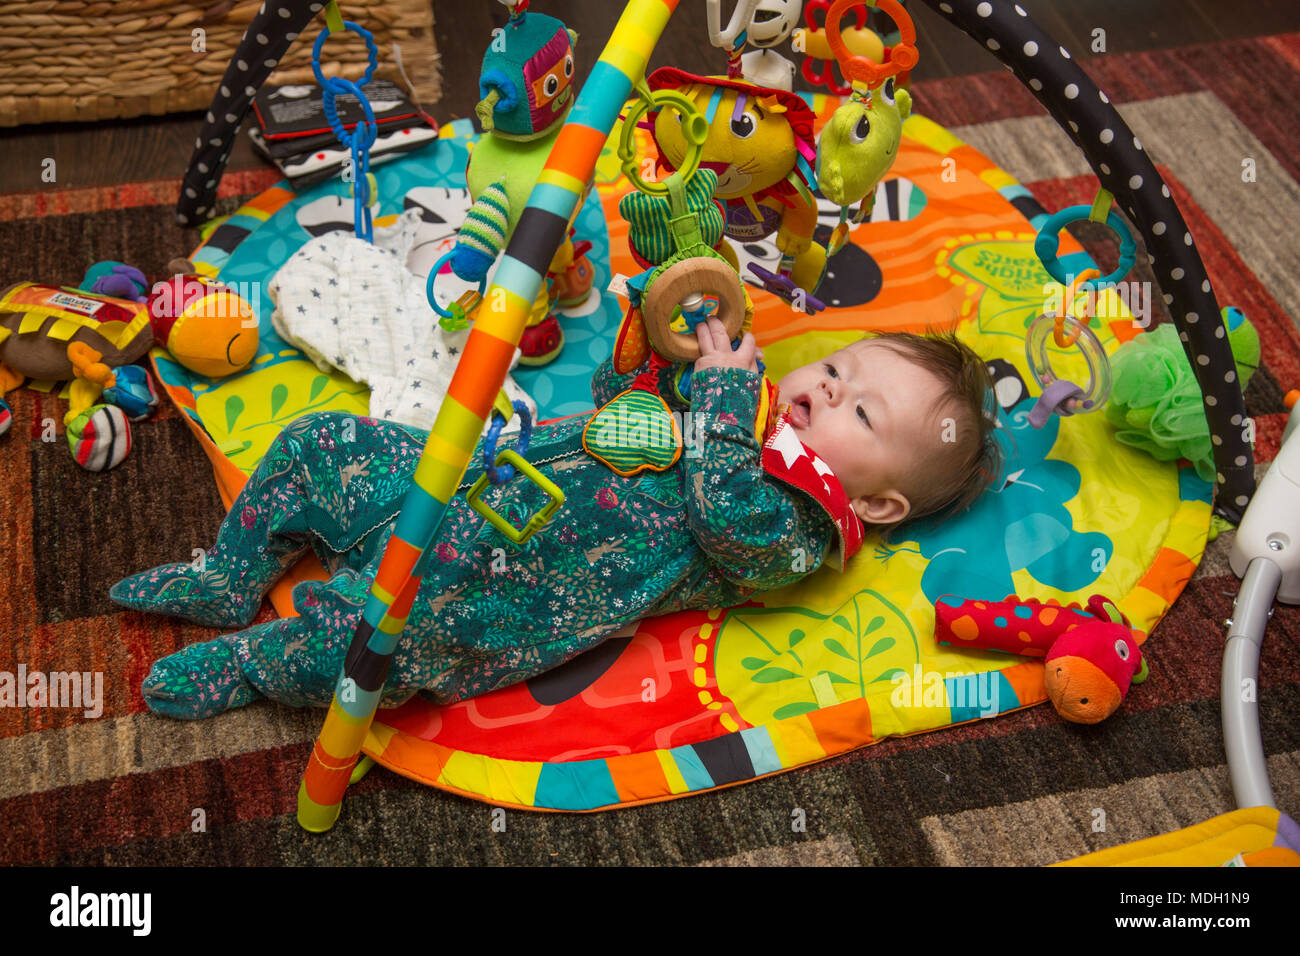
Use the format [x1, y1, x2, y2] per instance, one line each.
[0, 0, 441, 127]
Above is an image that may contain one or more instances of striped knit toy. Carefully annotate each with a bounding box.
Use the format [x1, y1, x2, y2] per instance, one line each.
[450, 180, 511, 283]
[619, 168, 725, 267]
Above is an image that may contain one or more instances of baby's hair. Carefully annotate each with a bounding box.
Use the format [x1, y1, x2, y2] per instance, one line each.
[856, 328, 1003, 540]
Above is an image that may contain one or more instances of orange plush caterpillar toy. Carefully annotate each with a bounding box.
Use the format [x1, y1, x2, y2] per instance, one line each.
[935, 593, 1149, 724]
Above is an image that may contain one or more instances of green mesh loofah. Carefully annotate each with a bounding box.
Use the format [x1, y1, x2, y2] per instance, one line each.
[1106, 309, 1258, 481]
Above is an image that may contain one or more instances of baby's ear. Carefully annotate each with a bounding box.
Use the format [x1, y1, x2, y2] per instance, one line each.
[853, 490, 910, 526]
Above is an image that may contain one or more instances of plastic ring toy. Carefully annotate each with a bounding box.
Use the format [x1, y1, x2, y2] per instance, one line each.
[619, 88, 708, 197]
[1053, 267, 1100, 347]
[426, 250, 487, 319]
[1053, 316, 1081, 349]
[318, 75, 378, 151]
[642, 256, 746, 363]
[1034, 205, 1137, 291]
[311, 19, 379, 91]
[1025, 310, 1112, 417]
[466, 448, 566, 545]
[826, 0, 918, 87]
[481, 400, 534, 484]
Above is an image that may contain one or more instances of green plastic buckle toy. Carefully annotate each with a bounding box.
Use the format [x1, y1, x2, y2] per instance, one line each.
[466, 449, 565, 544]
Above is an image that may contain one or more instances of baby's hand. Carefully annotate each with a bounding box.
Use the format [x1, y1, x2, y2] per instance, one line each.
[693, 318, 762, 375]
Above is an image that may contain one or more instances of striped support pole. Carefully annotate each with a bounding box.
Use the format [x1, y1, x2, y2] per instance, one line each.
[297, 0, 681, 832]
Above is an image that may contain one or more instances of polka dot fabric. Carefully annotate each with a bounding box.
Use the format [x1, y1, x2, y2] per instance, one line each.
[176, 1, 322, 226]
[921, 0, 1255, 519]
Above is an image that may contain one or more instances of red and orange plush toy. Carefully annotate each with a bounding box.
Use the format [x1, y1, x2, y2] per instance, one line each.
[142, 258, 259, 378]
[934, 593, 1149, 724]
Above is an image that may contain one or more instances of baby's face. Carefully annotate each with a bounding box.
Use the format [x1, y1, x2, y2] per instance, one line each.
[775, 340, 951, 524]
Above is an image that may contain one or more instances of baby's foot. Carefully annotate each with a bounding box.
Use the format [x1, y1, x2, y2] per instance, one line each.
[110, 561, 261, 629]
[142, 638, 262, 720]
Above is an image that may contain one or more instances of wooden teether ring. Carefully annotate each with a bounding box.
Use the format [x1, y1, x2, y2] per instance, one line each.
[642, 256, 746, 363]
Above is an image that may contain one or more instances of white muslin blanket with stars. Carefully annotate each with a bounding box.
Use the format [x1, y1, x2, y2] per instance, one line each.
[268, 209, 535, 433]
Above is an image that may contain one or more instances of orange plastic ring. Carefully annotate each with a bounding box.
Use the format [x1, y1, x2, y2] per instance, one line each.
[825, 0, 918, 87]
[1052, 315, 1080, 349]
[1055, 268, 1100, 347]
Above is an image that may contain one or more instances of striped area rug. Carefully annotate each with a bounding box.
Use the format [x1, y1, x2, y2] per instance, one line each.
[1, 35, 1298, 865]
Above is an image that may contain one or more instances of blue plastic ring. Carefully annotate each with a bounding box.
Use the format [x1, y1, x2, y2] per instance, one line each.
[483, 401, 534, 485]
[1034, 205, 1138, 290]
[320, 76, 377, 150]
[311, 20, 379, 90]
[426, 250, 488, 319]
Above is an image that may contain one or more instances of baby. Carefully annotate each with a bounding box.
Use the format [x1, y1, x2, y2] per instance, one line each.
[111, 320, 999, 719]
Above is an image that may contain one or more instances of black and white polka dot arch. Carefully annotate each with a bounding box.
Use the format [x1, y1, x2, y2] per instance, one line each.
[916, 0, 1255, 519]
[176, 1, 322, 228]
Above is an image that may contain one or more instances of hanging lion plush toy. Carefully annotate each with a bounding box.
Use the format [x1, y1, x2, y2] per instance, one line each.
[642, 67, 826, 297]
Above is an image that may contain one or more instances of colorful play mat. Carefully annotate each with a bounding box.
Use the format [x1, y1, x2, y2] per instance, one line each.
[157, 93, 1212, 811]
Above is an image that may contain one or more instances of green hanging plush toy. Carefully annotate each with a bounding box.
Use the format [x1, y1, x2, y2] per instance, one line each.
[445, 6, 588, 365]
[1105, 307, 1259, 481]
[816, 77, 911, 218]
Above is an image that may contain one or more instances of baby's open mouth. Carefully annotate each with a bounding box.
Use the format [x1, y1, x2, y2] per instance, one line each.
[788, 395, 812, 428]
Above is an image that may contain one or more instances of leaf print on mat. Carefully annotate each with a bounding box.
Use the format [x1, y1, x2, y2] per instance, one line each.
[225, 394, 245, 432]
[714, 590, 920, 728]
[270, 382, 289, 420]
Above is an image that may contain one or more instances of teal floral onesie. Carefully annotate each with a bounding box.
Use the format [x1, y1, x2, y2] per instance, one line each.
[111, 359, 849, 719]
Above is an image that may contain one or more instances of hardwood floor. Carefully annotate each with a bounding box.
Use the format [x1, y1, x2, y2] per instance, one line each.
[0, 0, 1296, 194]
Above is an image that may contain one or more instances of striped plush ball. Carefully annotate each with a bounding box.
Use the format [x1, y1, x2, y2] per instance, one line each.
[66, 404, 131, 472]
